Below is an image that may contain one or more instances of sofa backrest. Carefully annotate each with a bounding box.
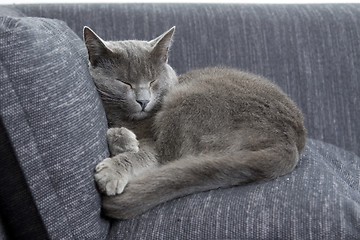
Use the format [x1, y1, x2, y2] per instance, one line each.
[10, 3, 360, 155]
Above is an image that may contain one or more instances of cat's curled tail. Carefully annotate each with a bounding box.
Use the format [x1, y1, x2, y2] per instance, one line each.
[102, 141, 299, 219]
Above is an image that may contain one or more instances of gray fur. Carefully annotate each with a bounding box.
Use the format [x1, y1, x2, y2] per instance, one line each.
[83, 26, 178, 123]
[84, 27, 306, 219]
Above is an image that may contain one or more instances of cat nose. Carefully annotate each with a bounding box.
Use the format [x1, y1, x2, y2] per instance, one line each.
[136, 100, 149, 110]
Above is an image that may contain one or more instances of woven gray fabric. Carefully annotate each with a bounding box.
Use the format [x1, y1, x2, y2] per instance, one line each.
[0, 4, 359, 239]
[0, 17, 109, 239]
[14, 4, 360, 156]
[0, 6, 25, 17]
[108, 138, 360, 239]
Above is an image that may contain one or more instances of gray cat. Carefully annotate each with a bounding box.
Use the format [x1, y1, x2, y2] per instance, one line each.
[84, 26, 306, 220]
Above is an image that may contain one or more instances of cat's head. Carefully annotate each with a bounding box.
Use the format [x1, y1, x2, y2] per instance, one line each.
[83, 27, 178, 121]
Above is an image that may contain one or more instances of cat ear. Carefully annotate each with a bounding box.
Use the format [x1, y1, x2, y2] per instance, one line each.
[83, 26, 111, 66]
[150, 26, 175, 63]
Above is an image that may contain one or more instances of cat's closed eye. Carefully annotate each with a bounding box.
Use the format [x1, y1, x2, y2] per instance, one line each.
[150, 79, 157, 87]
[117, 79, 133, 89]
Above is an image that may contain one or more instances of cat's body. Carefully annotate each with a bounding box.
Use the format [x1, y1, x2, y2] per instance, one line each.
[84, 27, 306, 219]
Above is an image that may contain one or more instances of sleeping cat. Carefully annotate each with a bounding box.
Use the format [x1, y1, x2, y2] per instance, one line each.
[84, 26, 306, 219]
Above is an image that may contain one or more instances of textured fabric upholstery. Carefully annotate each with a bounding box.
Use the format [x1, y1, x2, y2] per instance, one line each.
[107, 139, 360, 239]
[0, 4, 359, 240]
[14, 4, 360, 156]
[0, 6, 25, 17]
[0, 16, 109, 239]
[0, 119, 48, 239]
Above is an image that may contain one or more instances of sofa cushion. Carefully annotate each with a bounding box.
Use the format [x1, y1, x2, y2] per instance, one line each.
[0, 17, 109, 239]
[108, 138, 360, 239]
[0, 118, 48, 239]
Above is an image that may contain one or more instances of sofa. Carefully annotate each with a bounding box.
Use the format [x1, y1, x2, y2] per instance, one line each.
[0, 3, 359, 239]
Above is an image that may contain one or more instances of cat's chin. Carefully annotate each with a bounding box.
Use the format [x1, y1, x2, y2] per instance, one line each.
[129, 111, 151, 121]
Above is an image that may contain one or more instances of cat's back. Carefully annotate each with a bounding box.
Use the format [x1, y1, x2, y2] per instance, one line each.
[163, 67, 298, 116]
[155, 67, 306, 156]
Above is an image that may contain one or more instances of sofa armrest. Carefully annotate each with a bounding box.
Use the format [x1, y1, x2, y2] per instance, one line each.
[0, 16, 109, 239]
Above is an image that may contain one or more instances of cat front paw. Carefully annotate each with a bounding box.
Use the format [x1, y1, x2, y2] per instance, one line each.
[107, 127, 139, 156]
[94, 158, 129, 196]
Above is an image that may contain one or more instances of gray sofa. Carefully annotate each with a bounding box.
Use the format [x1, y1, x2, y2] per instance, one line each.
[0, 3, 359, 239]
